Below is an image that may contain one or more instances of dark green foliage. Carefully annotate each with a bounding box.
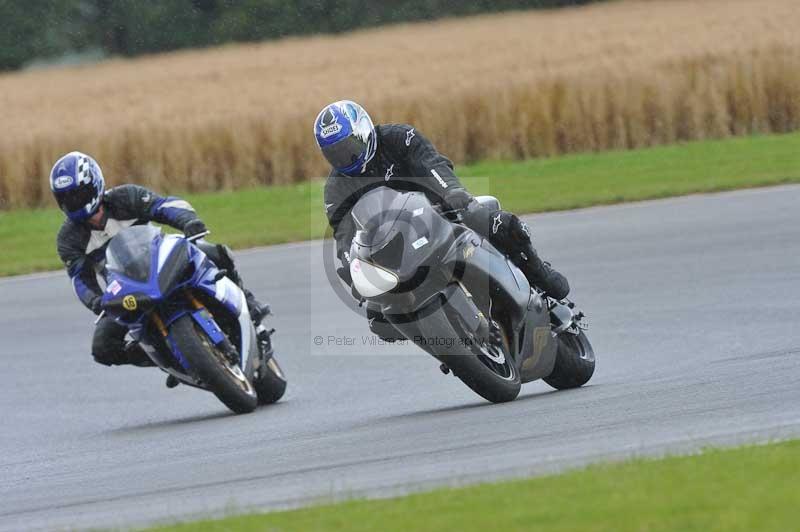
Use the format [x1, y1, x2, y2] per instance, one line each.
[0, 0, 596, 70]
[0, 0, 89, 69]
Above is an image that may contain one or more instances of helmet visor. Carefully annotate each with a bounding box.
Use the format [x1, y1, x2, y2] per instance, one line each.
[55, 181, 99, 214]
[321, 135, 368, 171]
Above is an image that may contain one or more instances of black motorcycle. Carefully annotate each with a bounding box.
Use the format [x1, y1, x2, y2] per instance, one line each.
[346, 187, 594, 403]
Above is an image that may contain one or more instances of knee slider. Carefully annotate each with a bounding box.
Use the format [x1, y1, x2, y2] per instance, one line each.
[91, 332, 128, 366]
[92, 350, 122, 366]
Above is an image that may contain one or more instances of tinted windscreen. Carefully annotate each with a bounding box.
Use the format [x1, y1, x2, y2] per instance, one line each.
[351, 187, 408, 247]
[105, 225, 160, 283]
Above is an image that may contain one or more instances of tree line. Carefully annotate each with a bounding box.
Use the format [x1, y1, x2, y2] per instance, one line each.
[0, 0, 596, 70]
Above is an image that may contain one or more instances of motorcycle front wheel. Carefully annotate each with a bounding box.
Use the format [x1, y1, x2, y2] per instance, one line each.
[417, 297, 521, 404]
[169, 314, 258, 414]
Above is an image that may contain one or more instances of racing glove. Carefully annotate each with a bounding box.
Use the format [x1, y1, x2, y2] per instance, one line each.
[442, 188, 474, 212]
[183, 219, 208, 238]
[88, 295, 103, 315]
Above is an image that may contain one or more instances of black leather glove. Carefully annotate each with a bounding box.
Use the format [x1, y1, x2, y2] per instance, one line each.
[183, 219, 208, 238]
[89, 295, 103, 315]
[443, 188, 474, 212]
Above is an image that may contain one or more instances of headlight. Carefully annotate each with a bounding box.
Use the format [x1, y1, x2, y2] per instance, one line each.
[350, 258, 399, 298]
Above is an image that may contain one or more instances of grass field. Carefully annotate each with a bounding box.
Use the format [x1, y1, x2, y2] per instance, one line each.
[147, 439, 800, 532]
[2, 132, 798, 277]
[1, 0, 800, 208]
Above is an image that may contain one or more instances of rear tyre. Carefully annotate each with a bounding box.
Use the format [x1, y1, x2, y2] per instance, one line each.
[254, 356, 287, 405]
[417, 298, 521, 404]
[169, 315, 258, 414]
[543, 330, 595, 390]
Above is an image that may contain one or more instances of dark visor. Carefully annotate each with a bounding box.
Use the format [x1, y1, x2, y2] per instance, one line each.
[55, 181, 98, 213]
[321, 135, 368, 170]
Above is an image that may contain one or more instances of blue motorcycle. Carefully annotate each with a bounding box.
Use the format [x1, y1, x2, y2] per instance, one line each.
[100, 225, 286, 414]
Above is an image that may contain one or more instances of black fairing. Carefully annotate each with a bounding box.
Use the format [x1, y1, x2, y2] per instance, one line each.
[103, 293, 155, 321]
[351, 187, 456, 307]
[440, 233, 557, 381]
[349, 187, 557, 383]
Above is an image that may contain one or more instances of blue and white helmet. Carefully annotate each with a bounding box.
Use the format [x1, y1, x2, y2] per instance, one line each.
[314, 100, 377, 176]
[49, 151, 105, 222]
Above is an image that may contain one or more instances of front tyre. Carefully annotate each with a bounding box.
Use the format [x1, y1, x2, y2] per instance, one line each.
[418, 298, 521, 404]
[169, 315, 258, 414]
[543, 330, 595, 390]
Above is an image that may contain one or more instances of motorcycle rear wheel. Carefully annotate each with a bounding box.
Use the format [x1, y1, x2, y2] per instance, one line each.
[543, 330, 595, 390]
[169, 315, 258, 414]
[255, 356, 287, 405]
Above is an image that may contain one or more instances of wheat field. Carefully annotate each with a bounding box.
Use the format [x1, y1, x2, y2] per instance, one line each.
[1, 0, 799, 208]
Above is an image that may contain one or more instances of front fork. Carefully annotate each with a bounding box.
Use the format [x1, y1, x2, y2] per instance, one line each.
[154, 289, 240, 369]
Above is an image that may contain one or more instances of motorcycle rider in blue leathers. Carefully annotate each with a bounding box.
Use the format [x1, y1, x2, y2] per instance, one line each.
[50, 151, 269, 374]
[314, 100, 569, 341]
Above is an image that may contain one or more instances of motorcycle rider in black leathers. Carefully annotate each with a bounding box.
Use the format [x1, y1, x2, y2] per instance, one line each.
[314, 101, 569, 340]
[50, 151, 269, 372]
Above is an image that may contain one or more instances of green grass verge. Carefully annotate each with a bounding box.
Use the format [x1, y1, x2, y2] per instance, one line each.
[2, 132, 798, 276]
[148, 439, 800, 532]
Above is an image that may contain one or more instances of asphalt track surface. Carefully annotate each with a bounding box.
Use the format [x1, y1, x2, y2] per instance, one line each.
[1, 186, 799, 531]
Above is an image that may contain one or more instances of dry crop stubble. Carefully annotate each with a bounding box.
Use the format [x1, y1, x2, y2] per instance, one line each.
[1, 0, 799, 208]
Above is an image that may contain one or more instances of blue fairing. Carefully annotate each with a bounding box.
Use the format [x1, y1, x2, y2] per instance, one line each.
[101, 225, 245, 372]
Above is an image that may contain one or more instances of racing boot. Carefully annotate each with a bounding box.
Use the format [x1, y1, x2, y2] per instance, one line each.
[485, 210, 570, 300]
[515, 249, 570, 300]
[244, 288, 271, 325]
[256, 323, 275, 357]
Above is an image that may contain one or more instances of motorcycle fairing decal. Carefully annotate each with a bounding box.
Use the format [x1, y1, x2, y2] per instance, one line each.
[411, 236, 428, 249]
[157, 234, 182, 270]
[190, 309, 226, 346]
[521, 326, 552, 372]
[533, 326, 552, 357]
[189, 249, 242, 316]
[212, 276, 244, 316]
